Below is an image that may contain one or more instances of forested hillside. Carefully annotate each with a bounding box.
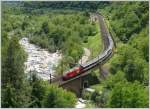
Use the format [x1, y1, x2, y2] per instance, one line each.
[22, 1, 108, 11]
[2, 2, 98, 73]
[83, 2, 149, 108]
[2, 1, 98, 107]
[1, 1, 149, 108]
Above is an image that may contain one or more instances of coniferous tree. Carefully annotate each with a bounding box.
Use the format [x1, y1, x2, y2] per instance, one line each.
[29, 73, 46, 107]
[43, 84, 77, 108]
[2, 36, 31, 107]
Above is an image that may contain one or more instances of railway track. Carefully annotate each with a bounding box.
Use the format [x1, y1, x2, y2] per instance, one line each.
[52, 12, 114, 86]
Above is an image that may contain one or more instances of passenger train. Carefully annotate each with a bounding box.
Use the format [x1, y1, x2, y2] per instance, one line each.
[62, 13, 114, 81]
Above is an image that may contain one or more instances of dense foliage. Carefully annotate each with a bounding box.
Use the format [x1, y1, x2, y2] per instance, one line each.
[22, 1, 109, 11]
[43, 84, 77, 108]
[105, 2, 149, 84]
[107, 81, 148, 108]
[29, 73, 77, 108]
[1, 1, 149, 108]
[2, 1, 98, 74]
[1, 35, 31, 107]
[27, 12, 97, 73]
[2, 2, 81, 108]
[101, 2, 148, 43]
[86, 1, 149, 108]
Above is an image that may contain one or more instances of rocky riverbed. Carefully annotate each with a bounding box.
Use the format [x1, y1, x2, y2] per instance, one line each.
[19, 37, 62, 80]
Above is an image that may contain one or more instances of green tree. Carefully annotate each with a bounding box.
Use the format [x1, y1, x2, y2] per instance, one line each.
[1, 36, 31, 107]
[43, 84, 77, 108]
[1, 31, 9, 85]
[42, 21, 49, 34]
[107, 81, 148, 108]
[124, 58, 147, 83]
[29, 73, 46, 107]
[110, 44, 148, 83]
[102, 71, 126, 90]
[1, 84, 16, 107]
[22, 21, 28, 31]
[2, 36, 26, 87]
[129, 27, 149, 61]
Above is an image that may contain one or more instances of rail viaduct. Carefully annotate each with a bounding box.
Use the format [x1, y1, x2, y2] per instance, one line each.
[52, 13, 114, 97]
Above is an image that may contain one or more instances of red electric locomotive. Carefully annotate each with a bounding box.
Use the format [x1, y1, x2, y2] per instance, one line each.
[62, 66, 83, 81]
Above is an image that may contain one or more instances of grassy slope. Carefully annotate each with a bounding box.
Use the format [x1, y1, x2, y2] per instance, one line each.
[83, 21, 103, 60]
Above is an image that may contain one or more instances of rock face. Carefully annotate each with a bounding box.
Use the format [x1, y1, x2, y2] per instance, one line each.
[19, 37, 62, 80]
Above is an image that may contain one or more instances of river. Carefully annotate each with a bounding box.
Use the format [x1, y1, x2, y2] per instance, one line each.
[19, 37, 62, 80]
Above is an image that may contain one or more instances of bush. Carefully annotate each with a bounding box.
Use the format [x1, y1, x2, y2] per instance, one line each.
[43, 84, 77, 108]
[82, 91, 91, 100]
[107, 81, 148, 108]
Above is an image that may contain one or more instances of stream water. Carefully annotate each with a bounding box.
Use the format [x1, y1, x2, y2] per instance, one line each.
[19, 37, 62, 80]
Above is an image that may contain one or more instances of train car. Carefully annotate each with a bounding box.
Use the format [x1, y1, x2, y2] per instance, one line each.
[62, 13, 114, 81]
[81, 56, 99, 69]
[62, 66, 83, 81]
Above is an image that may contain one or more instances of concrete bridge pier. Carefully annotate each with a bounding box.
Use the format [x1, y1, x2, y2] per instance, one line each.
[61, 77, 83, 97]
[61, 75, 91, 97]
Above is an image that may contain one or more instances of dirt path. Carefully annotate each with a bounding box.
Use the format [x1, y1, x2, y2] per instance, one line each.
[78, 47, 91, 65]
